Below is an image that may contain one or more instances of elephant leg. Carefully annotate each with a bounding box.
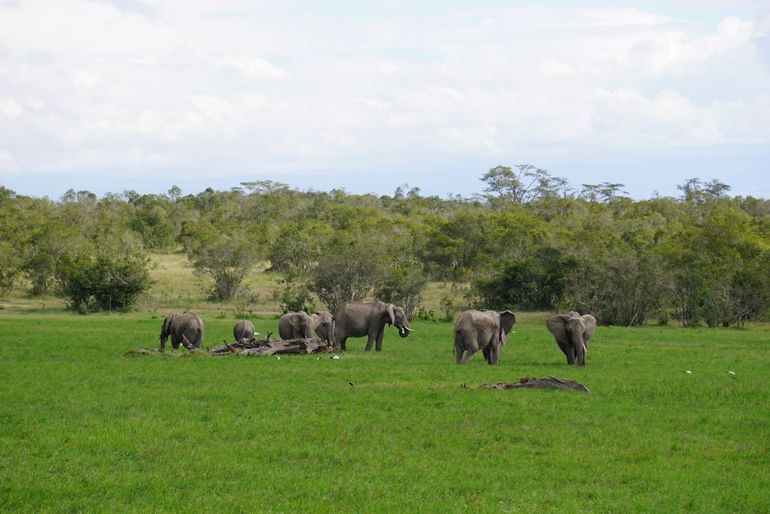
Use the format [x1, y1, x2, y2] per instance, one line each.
[488, 343, 500, 365]
[365, 328, 377, 351]
[339, 337, 347, 351]
[482, 345, 491, 363]
[375, 329, 384, 351]
[454, 343, 464, 364]
[567, 346, 576, 366]
[460, 344, 478, 364]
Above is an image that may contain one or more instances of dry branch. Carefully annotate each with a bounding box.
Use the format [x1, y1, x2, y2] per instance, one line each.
[208, 336, 332, 357]
[478, 376, 589, 392]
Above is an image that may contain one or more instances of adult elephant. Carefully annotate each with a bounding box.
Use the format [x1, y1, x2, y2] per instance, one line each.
[233, 319, 256, 341]
[160, 312, 204, 351]
[278, 311, 314, 339]
[333, 301, 412, 351]
[454, 310, 516, 364]
[311, 310, 333, 344]
[546, 311, 597, 366]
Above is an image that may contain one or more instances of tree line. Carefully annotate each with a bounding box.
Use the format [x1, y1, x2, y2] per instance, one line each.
[1, 167, 769, 327]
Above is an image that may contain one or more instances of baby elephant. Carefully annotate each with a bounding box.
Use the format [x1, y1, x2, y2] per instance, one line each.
[311, 310, 333, 344]
[546, 311, 597, 366]
[233, 319, 256, 342]
[454, 309, 516, 364]
[278, 311, 314, 339]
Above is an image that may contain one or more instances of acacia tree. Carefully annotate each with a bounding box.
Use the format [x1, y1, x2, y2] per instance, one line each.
[480, 164, 563, 205]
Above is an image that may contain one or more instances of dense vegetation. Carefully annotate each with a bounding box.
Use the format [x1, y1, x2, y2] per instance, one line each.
[2, 168, 770, 325]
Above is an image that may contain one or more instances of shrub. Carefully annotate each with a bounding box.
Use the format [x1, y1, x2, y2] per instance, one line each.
[186, 232, 259, 301]
[276, 274, 315, 314]
[56, 250, 152, 312]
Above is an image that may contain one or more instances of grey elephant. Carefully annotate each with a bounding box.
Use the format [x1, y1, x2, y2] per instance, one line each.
[233, 319, 256, 341]
[160, 312, 204, 351]
[546, 311, 597, 366]
[454, 310, 516, 364]
[333, 301, 412, 351]
[311, 310, 333, 344]
[278, 311, 314, 339]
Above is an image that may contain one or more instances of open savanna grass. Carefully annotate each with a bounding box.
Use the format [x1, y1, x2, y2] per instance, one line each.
[142, 253, 283, 314]
[1, 313, 769, 512]
[141, 252, 468, 316]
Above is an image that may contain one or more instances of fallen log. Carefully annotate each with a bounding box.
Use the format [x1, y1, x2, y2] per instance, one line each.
[478, 376, 589, 392]
[208, 336, 332, 357]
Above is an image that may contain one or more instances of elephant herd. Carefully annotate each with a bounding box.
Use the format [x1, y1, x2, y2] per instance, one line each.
[159, 301, 412, 352]
[159, 303, 596, 367]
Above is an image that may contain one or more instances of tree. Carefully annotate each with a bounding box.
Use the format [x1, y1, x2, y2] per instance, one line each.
[56, 246, 152, 312]
[312, 231, 387, 313]
[0, 187, 23, 295]
[183, 221, 260, 301]
[579, 183, 629, 202]
[373, 251, 427, 320]
[661, 201, 768, 326]
[480, 164, 558, 205]
[189, 234, 259, 301]
[0, 241, 22, 296]
[473, 248, 578, 311]
[677, 178, 731, 203]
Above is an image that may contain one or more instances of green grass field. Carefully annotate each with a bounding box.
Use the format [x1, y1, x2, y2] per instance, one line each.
[1, 312, 768, 512]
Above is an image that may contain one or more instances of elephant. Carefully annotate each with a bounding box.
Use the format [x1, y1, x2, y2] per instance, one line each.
[311, 310, 333, 344]
[278, 311, 314, 340]
[160, 312, 204, 351]
[233, 319, 256, 342]
[454, 310, 516, 364]
[333, 301, 412, 351]
[546, 311, 597, 366]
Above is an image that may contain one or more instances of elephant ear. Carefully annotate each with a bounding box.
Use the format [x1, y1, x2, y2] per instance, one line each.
[386, 303, 396, 325]
[582, 314, 597, 342]
[499, 310, 516, 335]
[546, 314, 570, 341]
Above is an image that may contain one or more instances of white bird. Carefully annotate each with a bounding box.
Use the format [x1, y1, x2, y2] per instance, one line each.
[686, 370, 692, 374]
[331, 355, 340, 360]
[728, 371, 736, 375]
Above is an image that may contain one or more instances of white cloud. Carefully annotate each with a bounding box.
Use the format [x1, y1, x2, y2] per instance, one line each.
[0, 149, 15, 165]
[222, 55, 289, 79]
[0, 98, 24, 120]
[0, 1, 768, 182]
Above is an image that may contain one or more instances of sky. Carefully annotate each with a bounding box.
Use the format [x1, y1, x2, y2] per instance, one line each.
[1, 0, 769, 199]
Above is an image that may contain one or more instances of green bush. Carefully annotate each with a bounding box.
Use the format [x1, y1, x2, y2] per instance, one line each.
[56, 250, 152, 312]
[276, 274, 315, 314]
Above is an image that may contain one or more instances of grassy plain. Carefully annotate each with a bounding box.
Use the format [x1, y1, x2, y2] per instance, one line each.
[140, 253, 464, 317]
[1, 312, 769, 512]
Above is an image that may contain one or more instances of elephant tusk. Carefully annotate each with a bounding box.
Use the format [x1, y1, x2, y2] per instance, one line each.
[403, 326, 413, 332]
[582, 342, 587, 354]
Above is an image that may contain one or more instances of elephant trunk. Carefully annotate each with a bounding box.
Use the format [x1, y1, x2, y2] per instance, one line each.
[398, 322, 412, 338]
